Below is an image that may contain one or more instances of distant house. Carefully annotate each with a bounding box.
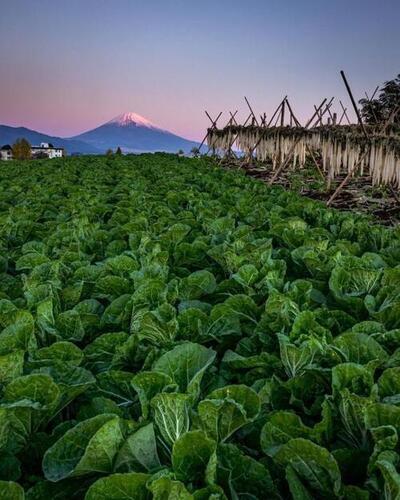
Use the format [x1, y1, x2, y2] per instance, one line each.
[0, 145, 13, 160]
[31, 142, 65, 159]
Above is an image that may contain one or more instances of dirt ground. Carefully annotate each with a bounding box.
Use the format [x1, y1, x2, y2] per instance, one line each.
[220, 158, 400, 226]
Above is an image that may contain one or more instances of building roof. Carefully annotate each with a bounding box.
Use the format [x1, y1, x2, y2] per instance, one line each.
[31, 145, 64, 150]
[1, 145, 12, 151]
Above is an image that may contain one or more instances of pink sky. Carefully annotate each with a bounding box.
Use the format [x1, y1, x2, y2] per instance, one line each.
[1, 0, 399, 142]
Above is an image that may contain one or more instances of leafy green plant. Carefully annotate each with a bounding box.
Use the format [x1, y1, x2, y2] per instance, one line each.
[0, 153, 399, 498]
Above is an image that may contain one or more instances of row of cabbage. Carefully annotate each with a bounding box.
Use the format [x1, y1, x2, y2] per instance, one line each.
[0, 154, 399, 498]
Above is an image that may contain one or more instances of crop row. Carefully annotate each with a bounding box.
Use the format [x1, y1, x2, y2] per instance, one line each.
[0, 154, 399, 498]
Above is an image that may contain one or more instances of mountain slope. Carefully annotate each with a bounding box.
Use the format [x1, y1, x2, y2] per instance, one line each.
[70, 112, 201, 153]
[0, 125, 101, 154]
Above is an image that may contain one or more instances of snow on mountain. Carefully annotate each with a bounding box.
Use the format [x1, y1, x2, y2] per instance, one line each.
[0, 112, 203, 155]
[70, 111, 202, 154]
[107, 112, 161, 129]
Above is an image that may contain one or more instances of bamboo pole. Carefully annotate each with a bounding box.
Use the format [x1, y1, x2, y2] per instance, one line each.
[340, 70, 369, 137]
[364, 85, 380, 124]
[326, 105, 334, 121]
[313, 98, 334, 126]
[339, 100, 351, 124]
[268, 97, 287, 127]
[314, 105, 323, 126]
[274, 104, 283, 127]
[226, 111, 239, 158]
[285, 98, 325, 181]
[244, 97, 259, 126]
[327, 71, 371, 204]
[199, 111, 222, 151]
[370, 85, 380, 101]
[365, 92, 379, 124]
[229, 110, 238, 125]
[218, 113, 253, 165]
[262, 112, 267, 127]
[244, 97, 287, 162]
[206, 112, 233, 155]
[284, 98, 301, 126]
[269, 98, 327, 184]
[327, 105, 400, 205]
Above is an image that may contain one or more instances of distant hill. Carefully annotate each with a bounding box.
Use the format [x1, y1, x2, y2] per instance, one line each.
[70, 112, 202, 153]
[0, 113, 203, 155]
[0, 125, 100, 154]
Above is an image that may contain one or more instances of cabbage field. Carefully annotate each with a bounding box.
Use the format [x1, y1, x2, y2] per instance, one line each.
[1, 153, 400, 499]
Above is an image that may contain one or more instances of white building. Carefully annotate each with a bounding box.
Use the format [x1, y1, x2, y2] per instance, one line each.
[0, 142, 65, 160]
[31, 143, 64, 159]
[0, 145, 13, 160]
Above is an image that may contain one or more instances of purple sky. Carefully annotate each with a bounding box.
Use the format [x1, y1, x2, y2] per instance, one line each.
[0, 0, 399, 141]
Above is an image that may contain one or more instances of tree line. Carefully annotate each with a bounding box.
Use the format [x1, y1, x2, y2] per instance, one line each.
[359, 73, 400, 125]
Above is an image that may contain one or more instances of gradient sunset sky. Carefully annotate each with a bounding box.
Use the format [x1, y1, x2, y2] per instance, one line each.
[0, 0, 399, 141]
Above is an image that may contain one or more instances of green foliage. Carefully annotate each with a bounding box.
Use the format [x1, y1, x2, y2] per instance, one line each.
[359, 73, 400, 125]
[0, 153, 400, 497]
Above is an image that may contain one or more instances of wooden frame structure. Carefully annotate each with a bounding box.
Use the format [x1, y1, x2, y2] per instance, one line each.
[201, 72, 400, 204]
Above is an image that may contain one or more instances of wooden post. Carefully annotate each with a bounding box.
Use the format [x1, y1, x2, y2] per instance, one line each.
[285, 98, 325, 181]
[274, 106, 281, 127]
[280, 99, 285, 127]
[313, 98, 334, 127]
[327, 106, 334, 121]
[268, 96, 287, 127]
[205, 111, 235, 155]
[315, 98, 335, 126]
[365, 92, 379, 124]
[245, 97, 287, 161]
[284, 98, 301, 126]
[229, 110, 238, 125]
[260, 112, 267, 127]
[327, 72, 371, 204]
[219, 112, 253, 165]
[314, 105, 322, 126]
[370, 85, 380, 101]
[269, 98, 327, 184]
[327, 104, 400, 205]
[340, 70, 369, 138]
[199, 111, 222, 151]
[222, 111, 239, 159]
[339, 100, 351, 124]
[364, 86, 380, 124]
[244, 96, 259, 126]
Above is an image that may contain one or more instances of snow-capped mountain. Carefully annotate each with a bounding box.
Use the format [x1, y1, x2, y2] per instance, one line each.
[106, 112, 162, 130]
[70, 112, 201, 153]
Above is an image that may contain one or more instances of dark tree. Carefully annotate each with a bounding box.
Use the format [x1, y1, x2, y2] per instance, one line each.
[359, 73, 400, 125]
[116, 147, 122, 155]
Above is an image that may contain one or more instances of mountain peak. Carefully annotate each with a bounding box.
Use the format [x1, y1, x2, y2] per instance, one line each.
[107, 112, 158, 129]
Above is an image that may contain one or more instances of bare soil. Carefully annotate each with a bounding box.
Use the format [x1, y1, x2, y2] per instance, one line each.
[220, 158, 400, 226]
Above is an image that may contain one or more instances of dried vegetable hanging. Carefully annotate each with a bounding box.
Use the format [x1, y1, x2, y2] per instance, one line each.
[207, 125, 400, 188]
